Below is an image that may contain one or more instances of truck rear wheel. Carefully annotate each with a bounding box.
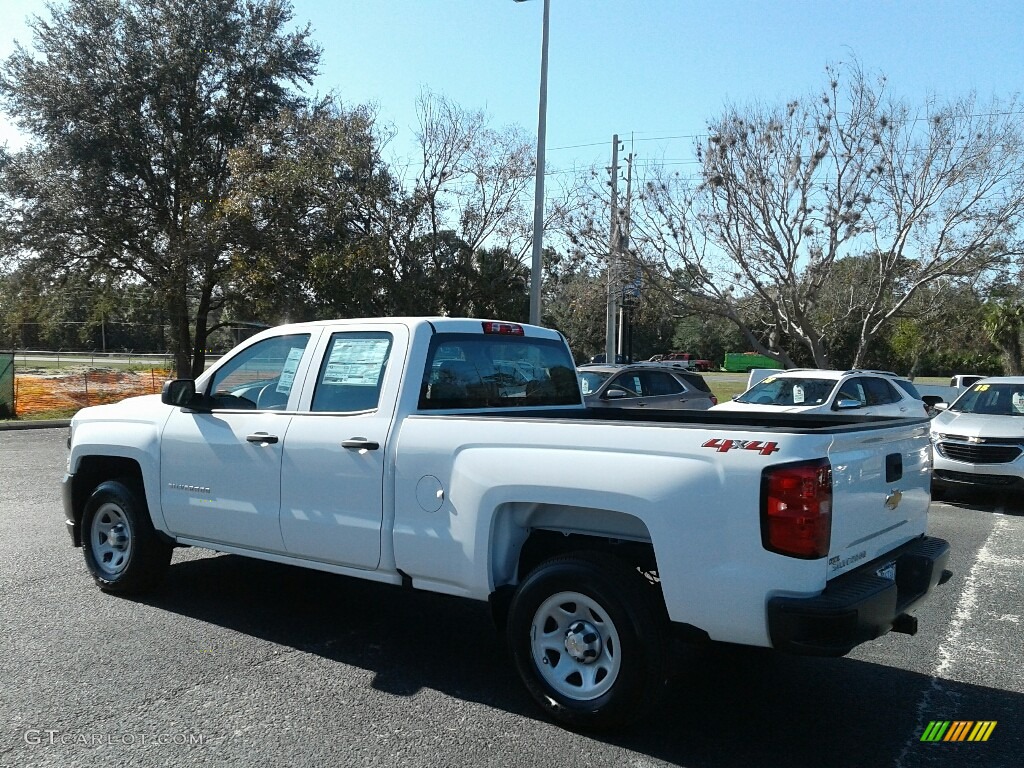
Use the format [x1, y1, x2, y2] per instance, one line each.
[82, 479, 171, 594]
[507, 551, 667, 730]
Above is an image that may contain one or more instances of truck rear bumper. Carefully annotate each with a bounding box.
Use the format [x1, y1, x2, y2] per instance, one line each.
[767, 535, 951, 657]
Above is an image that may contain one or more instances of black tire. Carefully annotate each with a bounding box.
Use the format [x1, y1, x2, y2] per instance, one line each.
[81, 479, 171, 594]
[507, 551, 668, 730]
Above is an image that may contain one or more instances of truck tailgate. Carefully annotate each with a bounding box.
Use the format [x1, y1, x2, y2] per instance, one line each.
[826, 420, 932, 579]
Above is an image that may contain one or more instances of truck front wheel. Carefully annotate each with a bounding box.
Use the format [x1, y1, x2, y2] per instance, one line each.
[507, 552, 667, 730]
[82, 479, 171, 594]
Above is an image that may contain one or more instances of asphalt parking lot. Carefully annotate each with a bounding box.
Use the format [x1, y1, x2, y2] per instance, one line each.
[1, 427, 1021, 768]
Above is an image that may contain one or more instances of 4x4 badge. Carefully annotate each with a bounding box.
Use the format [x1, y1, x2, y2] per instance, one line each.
[701, 438, 780, 456]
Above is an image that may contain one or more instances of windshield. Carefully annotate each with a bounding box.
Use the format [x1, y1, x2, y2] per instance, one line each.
[578, 370, 612, 396]
[736, 376, 837, 406]
[950, 383, 1024, 416]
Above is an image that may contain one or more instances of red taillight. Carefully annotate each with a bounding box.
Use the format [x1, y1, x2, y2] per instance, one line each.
[481, 321, 524, 336]
[761, 458, 832, 559]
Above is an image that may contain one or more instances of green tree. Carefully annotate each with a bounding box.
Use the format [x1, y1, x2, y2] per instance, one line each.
[0, 264, 170, 351]
[543, 256, 608, 363]
[983, 300, 1024, 375]
[0, 0, 319, 377]
[226, 100, 531, 322]
[226, 100, 400, 322]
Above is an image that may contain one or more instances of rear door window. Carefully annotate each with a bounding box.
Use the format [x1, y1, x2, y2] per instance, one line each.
[310, 332, 393, 413]
[861, 377, 900, 405]
[638, 371, 684, 396]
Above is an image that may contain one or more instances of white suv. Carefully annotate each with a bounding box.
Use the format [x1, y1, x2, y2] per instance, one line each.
[713, 369, 930, 418]
[931, 376, 1024, 493]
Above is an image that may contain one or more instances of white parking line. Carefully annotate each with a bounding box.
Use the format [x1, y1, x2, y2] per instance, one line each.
[894, 513, 1018, 766]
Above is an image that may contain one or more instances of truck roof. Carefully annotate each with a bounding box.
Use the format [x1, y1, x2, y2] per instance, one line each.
[245, 317, 565, 341]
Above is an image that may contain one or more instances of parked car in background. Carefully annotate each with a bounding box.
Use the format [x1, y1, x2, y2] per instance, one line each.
[578, 363, 717, 410]
[888, 376, 937, 416]
[713, 369, 930, 418]
[931, 376, 1024, 494]
[588, 353, 628, 364]
[949, 374, 985, 389]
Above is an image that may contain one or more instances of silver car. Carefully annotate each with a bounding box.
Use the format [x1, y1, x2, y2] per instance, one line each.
[931, 376, 1024, 493]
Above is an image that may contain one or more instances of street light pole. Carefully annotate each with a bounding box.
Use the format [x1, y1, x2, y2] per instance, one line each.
[516, 0, 550, 327]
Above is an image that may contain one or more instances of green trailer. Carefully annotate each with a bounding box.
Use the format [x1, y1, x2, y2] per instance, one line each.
[723, 352, 784, 373]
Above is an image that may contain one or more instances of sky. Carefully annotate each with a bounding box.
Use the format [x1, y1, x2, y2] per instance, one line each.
[2, 0, 1024, 179]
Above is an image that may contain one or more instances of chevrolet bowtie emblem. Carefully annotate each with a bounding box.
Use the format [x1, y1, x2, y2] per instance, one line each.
[885, 489, 903, 510]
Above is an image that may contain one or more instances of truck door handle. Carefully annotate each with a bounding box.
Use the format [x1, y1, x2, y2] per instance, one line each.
[342, 438, 379, 451]
[246, 432, 279, 445]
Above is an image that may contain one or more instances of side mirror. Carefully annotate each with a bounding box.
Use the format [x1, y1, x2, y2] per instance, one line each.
[933, 402, 948, 412]
[603, 388, 629, 400]
[162, 379, 197, 407]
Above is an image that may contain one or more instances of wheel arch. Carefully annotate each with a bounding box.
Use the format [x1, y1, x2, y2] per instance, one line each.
[488, 502, 662, 629]
[69, 456, 148, 545]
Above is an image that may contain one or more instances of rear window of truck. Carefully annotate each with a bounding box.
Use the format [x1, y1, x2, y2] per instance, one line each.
[419, 333, 581, 409]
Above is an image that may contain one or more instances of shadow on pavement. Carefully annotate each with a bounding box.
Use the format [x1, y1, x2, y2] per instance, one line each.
[132, 554, 1024, 768]
[935, 487, 1024, 517]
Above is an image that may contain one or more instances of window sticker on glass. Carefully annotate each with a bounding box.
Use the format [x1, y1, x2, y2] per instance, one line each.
[1013, 392, 1024, 414]
[322, 338, 391, 386]
[276, 347, 306, 394]
[793, 384, 805, 404]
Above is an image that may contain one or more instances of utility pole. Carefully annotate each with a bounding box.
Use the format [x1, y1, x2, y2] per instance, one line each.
[605, 134, 620, 364]
[527, 0, 550, 326]
[617, 151, 634, 359]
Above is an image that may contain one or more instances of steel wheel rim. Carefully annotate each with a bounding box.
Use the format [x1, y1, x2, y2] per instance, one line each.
[530, 590, 622, 701]
[91, 501, 133, 577]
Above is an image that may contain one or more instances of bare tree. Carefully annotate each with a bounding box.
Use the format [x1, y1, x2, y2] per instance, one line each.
[414, 93, 532, 249]
[629, 61, 1024, 368]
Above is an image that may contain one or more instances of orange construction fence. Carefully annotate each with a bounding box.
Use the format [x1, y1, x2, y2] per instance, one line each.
[14, 369, 171, 417]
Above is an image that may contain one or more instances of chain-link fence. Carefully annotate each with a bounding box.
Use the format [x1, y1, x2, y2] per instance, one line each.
[0, 352, 13, 419]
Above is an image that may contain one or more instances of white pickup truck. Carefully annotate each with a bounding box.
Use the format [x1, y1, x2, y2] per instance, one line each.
[63, 317, 951, 729]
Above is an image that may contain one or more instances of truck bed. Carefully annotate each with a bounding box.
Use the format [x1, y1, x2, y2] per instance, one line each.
[452, 406, 931, 433]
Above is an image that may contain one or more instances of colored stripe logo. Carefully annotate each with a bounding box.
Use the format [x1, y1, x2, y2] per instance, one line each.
[921, 721, 997, 742]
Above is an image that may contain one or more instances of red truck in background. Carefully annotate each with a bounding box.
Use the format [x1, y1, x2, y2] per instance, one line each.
[657, 352, 714, 371]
